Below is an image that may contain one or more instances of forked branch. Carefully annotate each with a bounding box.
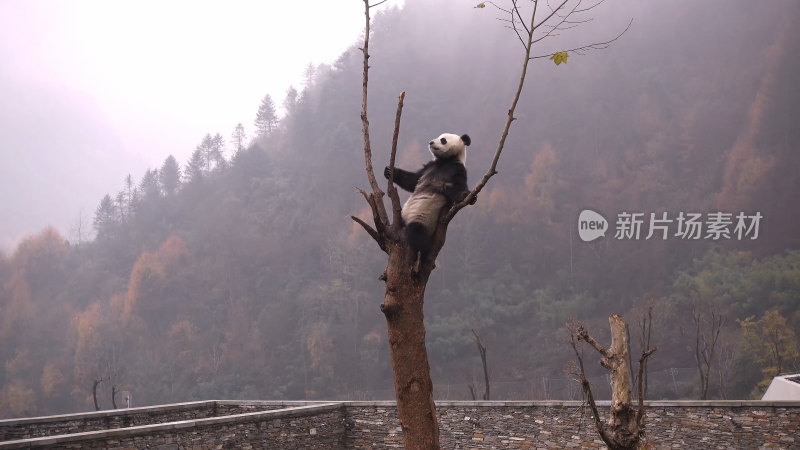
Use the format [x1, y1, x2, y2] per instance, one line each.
[353, 0, 406, 250]
[568, 333, 613, 446]
[352, 188, 388, 251]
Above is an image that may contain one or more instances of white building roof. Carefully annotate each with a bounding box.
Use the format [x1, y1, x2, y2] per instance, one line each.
[761, 373, 800, 401]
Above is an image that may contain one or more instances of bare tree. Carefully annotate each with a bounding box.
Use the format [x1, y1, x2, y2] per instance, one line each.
[569, 315, 657, 450]
[468, 383, 478, 401]
[716, 337, 736, 400]
[352, 1, 628, 448]
[111, 385, 118, 409]
[636, 306, 653, 399]
[689, 306, 725, 400]
[472, 329, 490, 400]
[92, 378, 104, 411]
[69, 210, 88, 248]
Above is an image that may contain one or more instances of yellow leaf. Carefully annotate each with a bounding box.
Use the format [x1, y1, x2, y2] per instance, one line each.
[475, 2, 486, 8]
[550, 52, 569, 66]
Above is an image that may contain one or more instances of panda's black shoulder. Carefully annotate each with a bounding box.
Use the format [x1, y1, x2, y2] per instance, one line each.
[426, 157, 464, 170]
[433, 158, 466, 174]
[419, 159, 466, 187]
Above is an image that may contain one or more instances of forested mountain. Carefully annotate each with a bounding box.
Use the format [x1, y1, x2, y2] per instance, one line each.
[1, 0, 799, 417]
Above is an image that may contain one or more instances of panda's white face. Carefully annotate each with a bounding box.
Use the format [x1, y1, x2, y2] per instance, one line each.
[428, 133, 470, 164]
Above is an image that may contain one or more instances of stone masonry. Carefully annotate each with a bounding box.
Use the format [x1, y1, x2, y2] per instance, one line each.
[1, 400, 798, 449]
[344, 401, 799, 449]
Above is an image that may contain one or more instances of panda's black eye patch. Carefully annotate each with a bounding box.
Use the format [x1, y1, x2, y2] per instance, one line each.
[440, 137, 447, 145]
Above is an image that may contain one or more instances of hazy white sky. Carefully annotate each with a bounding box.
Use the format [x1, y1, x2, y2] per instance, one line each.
[0, 0, 402, 250]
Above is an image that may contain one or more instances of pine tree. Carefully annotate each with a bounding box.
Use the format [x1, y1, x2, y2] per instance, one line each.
[302, 63, 316, 89]
[283, 86, 298, 116]
[160, 155, 182, 196]
[195, 133, 226, 172]
[185, 148, 205, 183]
[139, 169, 161, 199]
[231, 123, 247, 155]
[93, 194, 117, 238]
[114, 191, 127, 222]
[199, 134, 213, 172]
[124, 174, 139, 214]
[211, 133, 227, 170]
[254, 94, 278, 136]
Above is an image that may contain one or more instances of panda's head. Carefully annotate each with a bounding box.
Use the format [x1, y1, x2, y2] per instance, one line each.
[429, 133, 470, 165]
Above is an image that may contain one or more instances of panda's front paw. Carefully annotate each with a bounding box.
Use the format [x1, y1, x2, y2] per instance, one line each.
[383, 166, 392, 179]
[469, 193, 478, 205]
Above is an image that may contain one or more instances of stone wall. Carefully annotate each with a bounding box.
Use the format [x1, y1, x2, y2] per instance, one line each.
[0, 400, 301, 442]
[2, 400, 799, 449]
[344, 401, 800, 449]
[0, 403, 345, 449]
[0, 401, 217, 441]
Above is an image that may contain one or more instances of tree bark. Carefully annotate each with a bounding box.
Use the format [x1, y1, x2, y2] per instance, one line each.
[380, 244, 439, 450]
[604, 315, 638, 447]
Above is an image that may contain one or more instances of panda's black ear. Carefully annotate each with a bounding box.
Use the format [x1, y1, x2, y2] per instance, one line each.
[461, 134, 471, 146]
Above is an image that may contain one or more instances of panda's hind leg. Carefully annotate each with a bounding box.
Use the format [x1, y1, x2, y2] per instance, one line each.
[406, 222, 432, 261]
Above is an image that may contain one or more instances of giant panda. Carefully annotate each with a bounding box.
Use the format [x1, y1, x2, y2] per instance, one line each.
[384, 133, 476, 257]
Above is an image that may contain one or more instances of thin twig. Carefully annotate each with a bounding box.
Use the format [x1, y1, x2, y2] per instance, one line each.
[480, 1, 511, 14]
[573, 0, 606, 14]
[531, 18, 633, 59]
[531, 0, 583, 45]
[509, 0, 528, 49]
[533, 0, 570, 31]
[512, 0, 530, 34]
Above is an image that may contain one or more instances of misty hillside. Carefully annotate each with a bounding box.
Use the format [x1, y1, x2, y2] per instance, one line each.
[1, 0, 799, 417]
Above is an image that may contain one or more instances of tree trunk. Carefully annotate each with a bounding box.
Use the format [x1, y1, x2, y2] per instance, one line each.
[604, 315, 638, 447]
[575, 314, 656, 450]
[472, 329, 490, 400]
[380, 244, 439, 450]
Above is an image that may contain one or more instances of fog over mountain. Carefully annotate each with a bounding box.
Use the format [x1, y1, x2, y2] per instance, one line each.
[0, 0, 402, 250]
